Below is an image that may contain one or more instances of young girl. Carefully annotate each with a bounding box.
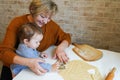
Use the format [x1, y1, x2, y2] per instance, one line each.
[10, 23, 59, 77]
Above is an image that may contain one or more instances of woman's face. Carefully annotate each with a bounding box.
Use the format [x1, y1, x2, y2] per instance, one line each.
[34, 13, 52, 27]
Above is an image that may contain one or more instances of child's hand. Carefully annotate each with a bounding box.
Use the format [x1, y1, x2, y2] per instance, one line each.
[51, 61, 60, 72]
[40, 53, 48, 58]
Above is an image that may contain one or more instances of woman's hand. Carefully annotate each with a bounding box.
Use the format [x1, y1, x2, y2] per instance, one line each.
[26, 58, 47, 75]
[53, 48, 69, 63]
[53, 40, 69, 63]
[14, 56, 47, 75]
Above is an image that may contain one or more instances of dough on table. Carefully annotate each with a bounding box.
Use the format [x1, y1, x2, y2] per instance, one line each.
[59, 60, 103, 80]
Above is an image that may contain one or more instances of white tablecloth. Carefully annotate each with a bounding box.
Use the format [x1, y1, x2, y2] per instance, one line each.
[13, 45, 120, 80]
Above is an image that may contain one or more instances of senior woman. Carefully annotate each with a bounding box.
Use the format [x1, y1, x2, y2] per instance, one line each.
[0, 0, 71, 80]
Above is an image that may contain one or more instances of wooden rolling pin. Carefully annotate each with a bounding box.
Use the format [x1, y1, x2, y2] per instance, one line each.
[105, 67, 116, 80]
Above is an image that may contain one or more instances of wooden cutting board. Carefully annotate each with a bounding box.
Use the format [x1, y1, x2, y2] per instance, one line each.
[72, 43, 103, 61]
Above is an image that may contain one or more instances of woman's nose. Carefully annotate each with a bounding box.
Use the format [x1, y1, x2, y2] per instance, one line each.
[44, 18, 50, 24]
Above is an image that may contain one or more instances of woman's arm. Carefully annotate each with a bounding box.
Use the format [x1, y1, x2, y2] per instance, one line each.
[50, 20, 71, 63]
[0, 16, 47, 75]
[53, 40, 70, 63]
[0, 17, 20, 66]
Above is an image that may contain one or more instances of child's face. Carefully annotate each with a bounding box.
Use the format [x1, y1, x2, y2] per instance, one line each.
[27, 33, 43, 49]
